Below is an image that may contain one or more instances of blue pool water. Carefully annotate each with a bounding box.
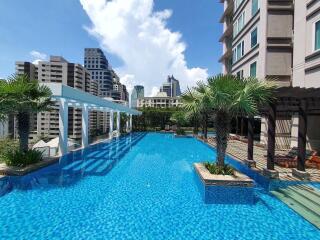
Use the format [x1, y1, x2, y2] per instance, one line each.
[0, 133, 319, 239]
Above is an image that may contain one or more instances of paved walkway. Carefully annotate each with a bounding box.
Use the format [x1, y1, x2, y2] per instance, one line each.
[206, 138, 320, 182]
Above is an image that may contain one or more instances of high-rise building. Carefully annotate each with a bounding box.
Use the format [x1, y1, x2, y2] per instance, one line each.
[16, 56, 100, 142]
[131, 85, 145, 108]
[220, 0, 320, 149]
[110, 70, 129, 103]
[160, 75, 181, 97]
[220, 0, 293, 84]
[84, 48, 113, 97]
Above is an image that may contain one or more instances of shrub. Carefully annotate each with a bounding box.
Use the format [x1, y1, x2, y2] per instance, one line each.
[0, 138, 19, 163]
[204, 162, 234, 175]
[4, 149, 43, 167]
[176, 128, 186, 135]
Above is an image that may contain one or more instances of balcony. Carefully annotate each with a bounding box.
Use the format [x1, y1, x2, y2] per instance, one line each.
[220, 1, 234, 23]
[219, 24, 233, 42]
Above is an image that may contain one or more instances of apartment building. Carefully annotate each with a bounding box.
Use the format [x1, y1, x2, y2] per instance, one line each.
[137, 92, 182, 108]
[16, 56, 100, 142]
[290, 0, 320, 150]
[220, 0, 293, 83]
[220, 0, 320, 150]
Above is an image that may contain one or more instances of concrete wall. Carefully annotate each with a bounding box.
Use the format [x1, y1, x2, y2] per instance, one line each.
[293, 0, 320, 88]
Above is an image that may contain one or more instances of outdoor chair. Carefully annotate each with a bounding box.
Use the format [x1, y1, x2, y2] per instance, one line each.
[274, 147, 318, 168]
[306, 156, 320, 169]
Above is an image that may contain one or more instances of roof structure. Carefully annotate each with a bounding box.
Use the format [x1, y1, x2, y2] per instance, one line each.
[43, 83, 141, 115]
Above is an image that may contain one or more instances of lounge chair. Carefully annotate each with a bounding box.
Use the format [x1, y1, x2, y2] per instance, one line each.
[306, 156, 320, 169]
[274, 147, 318, 168]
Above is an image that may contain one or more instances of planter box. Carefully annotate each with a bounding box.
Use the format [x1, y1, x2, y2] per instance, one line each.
[194, 163, 254, 204]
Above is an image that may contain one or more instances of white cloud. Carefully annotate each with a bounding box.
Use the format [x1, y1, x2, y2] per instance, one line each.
[30, 50, 48, 64]
[80, 0, 208, 96]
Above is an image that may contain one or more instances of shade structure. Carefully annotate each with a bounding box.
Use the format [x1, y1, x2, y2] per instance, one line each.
[41, 83, 141, 156]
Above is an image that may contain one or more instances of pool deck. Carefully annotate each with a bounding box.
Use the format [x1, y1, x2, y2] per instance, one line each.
[204, 138, 320, 183]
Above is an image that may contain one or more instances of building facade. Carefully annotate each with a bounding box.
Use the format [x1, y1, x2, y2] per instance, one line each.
[131, 85, 145, 109]
[290, 0, 320, 150]
[160, 75, 182, 97]
[220, 0, 320, 150]
[16, 56, 100, 142]
[84, 48, 113, 97]
[137, 92, 182, 108]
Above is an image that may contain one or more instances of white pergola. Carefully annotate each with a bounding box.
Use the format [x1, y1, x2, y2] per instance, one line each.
[43, 83, 141, 156]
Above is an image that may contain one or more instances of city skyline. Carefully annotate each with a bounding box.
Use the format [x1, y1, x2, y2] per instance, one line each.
[0, 0, 223, 96]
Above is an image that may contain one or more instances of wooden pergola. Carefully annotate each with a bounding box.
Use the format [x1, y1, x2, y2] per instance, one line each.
[247, 87, 320, 179]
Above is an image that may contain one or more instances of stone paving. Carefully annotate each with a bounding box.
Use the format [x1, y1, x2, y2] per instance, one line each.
[206, 138, 320, 182]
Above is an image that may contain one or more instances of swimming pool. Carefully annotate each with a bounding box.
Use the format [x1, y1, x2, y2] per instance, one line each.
[0, 133, 319, 239]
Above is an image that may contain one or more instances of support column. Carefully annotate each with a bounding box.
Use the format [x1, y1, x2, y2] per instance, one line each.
[263, 102, 279, 179]
[267, 103, 276, 170]
[245, 117, 256, 168]
[81, 104, 89, 148]
[58, 98, 68, 156]
[109, 111, 114, 139]
[116, 111, 120, 137]
[293, 99, 310, 179]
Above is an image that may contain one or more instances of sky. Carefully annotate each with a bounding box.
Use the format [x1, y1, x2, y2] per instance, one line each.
[0, 0, 223, 96]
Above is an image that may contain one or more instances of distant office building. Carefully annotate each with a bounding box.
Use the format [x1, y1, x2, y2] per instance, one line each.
[131, 85, 144, 108]
[137, 92, 182, 108]
[16, 56, 100, 142]
[84, 48, 113, 97]
[160, 75, 181, 97]
[110, 70, 129, 103]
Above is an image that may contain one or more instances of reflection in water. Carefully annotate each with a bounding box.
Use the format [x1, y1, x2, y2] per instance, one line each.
[0, 133, 146, 197]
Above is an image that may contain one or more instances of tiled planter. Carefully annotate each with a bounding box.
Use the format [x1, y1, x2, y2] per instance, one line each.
[194, 163, 255, 204]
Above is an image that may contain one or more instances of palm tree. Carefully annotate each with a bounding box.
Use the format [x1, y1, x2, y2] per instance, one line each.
[207, 75, 275, 166]
[180, 88, 200, 134]
[181, 83, 212, 139]
[0, 74, 53, 151]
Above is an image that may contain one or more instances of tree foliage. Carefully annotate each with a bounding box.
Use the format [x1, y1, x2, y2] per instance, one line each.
[182, 74, 275, 167]
[0, 74, 53, 151]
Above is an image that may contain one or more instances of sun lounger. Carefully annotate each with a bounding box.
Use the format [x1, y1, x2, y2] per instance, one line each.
[274, 147, 318, 168]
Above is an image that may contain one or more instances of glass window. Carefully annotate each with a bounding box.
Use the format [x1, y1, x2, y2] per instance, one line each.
[233, 12, 245, 38]
[250, 62, 257, 77]
[252, 0, 259, 16]
[238, 12, 245, 31]
[251, 28, 258, 48]
[315, 21, 320, 51]
[234, 0, 244, 12]
[232, 49, 237, 63]
[233, 41, 244, 63]
[236, 70, 244, 79]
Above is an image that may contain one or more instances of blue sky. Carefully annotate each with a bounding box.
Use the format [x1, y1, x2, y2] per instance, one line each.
[0, 0, 223, 95]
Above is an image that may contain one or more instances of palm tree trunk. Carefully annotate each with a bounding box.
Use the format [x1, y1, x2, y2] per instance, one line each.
[215, 111, 230, 166]
[193, 115, 198, 134]
[204, 113, 208, 139]
[17, 112, 30, 152]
